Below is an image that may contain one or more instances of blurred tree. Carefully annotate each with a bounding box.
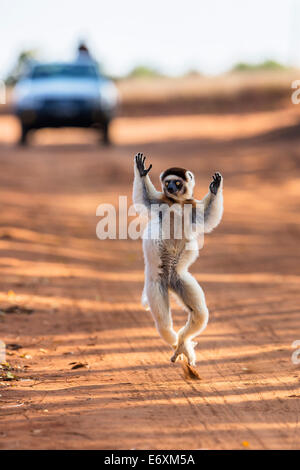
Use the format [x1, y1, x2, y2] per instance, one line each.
[127, 65, 162, 78]
[183, 69, 202, 77]
[5, 50, 38, 85]
[232, 59, 287, 72]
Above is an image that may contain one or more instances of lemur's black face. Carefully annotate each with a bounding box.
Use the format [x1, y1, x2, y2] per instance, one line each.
[160, 167, 195, 201]
[164, 178, 183, 195]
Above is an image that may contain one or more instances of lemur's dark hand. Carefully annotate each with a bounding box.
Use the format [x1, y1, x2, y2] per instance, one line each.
[209, 172, 222, 195]
[135, 152, 152, 177]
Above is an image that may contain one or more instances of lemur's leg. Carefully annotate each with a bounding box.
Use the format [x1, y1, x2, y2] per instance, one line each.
[170, 272, 209, 365]
[141, 283, 150, 310]
[146, 277, 178, 348]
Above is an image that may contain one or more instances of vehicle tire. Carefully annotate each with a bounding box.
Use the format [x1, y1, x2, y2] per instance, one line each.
[102, 120, 111, 145]
[19, 124, 30, 146]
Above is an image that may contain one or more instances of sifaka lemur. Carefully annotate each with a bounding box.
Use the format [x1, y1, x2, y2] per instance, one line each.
[133, 152, 223, 365]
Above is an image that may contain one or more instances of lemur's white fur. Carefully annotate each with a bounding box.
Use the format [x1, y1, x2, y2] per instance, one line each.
[133, 154, 223, 365]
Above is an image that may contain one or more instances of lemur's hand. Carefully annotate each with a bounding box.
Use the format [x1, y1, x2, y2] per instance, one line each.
[209, 172, 222, 195]
[135, 152, 152, 177]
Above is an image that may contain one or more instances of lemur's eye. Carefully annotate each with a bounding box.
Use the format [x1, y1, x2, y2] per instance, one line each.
[176, 181, 180, 186]
[165, 182, 169, 187]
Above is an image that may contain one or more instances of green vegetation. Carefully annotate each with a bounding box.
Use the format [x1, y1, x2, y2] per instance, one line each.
[127, 65, 162, 78]
[5, 50, 38, 85]
[232, 59, 287, 72]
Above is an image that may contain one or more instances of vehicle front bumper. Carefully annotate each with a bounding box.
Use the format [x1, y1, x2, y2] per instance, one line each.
[16, 99, 113, 128]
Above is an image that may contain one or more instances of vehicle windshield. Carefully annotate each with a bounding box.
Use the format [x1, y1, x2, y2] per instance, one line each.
[31, 64, 99, 80]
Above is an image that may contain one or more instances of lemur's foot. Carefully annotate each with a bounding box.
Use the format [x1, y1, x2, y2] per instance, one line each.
[209, 172, 222, 195]
[135, 152, 152, 177]
[171, 344, 184, 361]
[170, 340, 197, 366]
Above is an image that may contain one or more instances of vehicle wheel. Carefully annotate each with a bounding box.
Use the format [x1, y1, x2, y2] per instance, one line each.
[102, 120, 111, 145]
[19, 124, 30, 146]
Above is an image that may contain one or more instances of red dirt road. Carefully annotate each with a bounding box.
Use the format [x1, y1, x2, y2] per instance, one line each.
[0, 109, 300, 449]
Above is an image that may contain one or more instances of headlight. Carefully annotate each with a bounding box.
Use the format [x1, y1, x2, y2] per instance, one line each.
[13, 80, 40, 109]
[19, 96, 40, 109]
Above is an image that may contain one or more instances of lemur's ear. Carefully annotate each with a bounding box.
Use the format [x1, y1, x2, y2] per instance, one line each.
[186, 171, 194, 181]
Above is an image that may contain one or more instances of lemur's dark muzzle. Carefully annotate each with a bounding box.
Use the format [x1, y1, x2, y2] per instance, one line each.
[167, 181, 178, 193]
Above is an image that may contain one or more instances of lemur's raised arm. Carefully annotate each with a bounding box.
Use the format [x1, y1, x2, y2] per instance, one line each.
[200, 172, 223, 233]
[133, 153, 162, 211]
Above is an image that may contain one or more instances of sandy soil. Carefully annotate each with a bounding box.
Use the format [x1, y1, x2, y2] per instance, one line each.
[0, 104, 300, 449]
